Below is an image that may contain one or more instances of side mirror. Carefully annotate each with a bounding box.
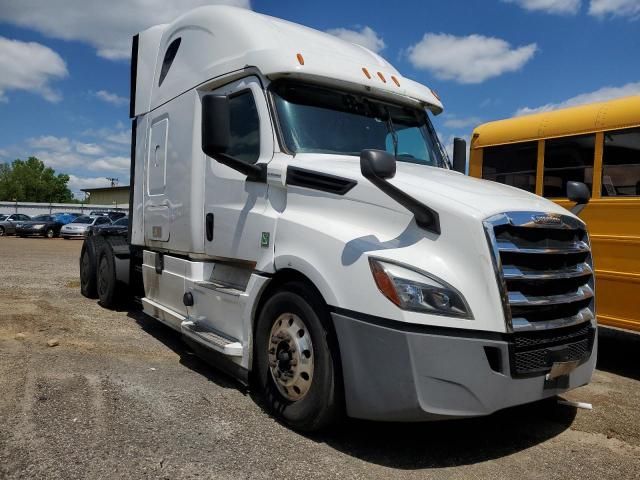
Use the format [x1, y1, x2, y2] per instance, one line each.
[360, 149, 396, 180]
[452, 137, 467, 174]
[201, 95, 230, 157]
[567, 181, 590, 216]
[201, 94, 265, 181]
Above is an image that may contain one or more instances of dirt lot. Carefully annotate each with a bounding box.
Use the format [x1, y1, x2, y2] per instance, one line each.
[0, 236, 639, 479]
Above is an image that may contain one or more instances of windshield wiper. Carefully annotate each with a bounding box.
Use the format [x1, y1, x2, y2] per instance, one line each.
[384, 107, 398, 158]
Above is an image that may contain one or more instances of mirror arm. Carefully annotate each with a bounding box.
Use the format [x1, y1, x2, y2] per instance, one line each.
[570, 203, 587, 216]
[367, 174, 440, 234]
[212, 153, 267, 182]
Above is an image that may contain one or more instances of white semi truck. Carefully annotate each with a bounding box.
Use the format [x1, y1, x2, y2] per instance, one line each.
[81, 6, 597, 431]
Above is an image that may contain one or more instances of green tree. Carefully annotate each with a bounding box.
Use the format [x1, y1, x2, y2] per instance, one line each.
[0, 157, 74, 203]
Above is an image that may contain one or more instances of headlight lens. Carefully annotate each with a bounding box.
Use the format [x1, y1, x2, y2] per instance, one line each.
[369, 258, 472, 319]
[34, 224, 45, 229]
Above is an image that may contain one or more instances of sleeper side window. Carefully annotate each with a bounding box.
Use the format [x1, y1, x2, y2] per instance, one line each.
[158, 38, 181, 87]
[543, 134, 594, 198]
[601, 127, 640, 196]
[227, 91, 260, 164]
[481, 141, 538, 193]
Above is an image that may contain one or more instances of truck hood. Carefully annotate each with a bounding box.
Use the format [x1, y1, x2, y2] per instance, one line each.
[291, 154, 574, 221]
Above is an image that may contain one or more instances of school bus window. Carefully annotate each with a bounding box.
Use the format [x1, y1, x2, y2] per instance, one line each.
[481, 141, 537, 193]
[543, 134, 594, 198]
[601, 127, 640, 196]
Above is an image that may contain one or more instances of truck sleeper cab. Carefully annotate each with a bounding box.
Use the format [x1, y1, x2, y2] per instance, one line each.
[80, 6, 596, 431]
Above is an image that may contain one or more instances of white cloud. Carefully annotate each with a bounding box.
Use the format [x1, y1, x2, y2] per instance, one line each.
[76, 143, 105, 155]
[67, 174, 112, 191]
[502, 0, 581, 14]
[326, 26, 385, 53]
[0, 36, 68, 102]
[89, 156, 130, 172]
[516, 81, 640, 115]
[28, 135, 72, 152]
[82, 125, 131, 147]
[407, 33, 537, 84]
[0, 0, 250, 60]
[26, 133, 130, 174]
[95, 89, 127, 106]
[588, 0, 640, 18]
[442, 114, 482, 129]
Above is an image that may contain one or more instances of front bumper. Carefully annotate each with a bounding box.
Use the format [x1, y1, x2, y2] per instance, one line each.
[61, 230, 87, 238]
[332, 311, 597, 421]
[16, 227, 46, 236]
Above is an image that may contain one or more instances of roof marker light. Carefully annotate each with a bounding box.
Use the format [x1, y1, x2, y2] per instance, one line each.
[296, 53, 304, 65]
[362, 67, 371, 79]
[391, 75, 400, 87]
[377, 72, 386, 83]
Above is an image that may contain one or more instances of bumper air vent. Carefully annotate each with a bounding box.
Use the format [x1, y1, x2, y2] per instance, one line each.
[509, 322, 595, 377]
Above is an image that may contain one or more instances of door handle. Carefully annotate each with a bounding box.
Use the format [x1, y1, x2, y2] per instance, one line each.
[206, 213, 214, 241]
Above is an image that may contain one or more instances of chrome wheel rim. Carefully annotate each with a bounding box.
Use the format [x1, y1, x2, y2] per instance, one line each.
[268, 313, 314, 401]
[46, 229, 54, 238]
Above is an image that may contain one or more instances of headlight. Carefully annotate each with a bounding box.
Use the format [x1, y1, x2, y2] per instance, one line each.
[369, 258, 472, 319]
[34, 224, 45, 229]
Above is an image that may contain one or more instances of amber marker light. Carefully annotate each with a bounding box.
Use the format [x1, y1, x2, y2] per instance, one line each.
[369, 259, 401, 306]
[377, 72, 386, 83]
[391, 75, 400, 87]
[362, 67, 371, 79]
[296, 53, 304, 65]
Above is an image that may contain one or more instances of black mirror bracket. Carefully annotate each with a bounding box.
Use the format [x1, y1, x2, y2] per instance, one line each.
[214, 153, 267, 182]
[360, 149, 440, 235]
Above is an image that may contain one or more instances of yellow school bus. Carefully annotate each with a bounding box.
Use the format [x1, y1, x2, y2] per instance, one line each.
[470, 95, 640, 333]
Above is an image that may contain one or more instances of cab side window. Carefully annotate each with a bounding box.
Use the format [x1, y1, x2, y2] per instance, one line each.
[601, 128, 640, 196]
[482, 142, 537, 193]
[227, 91, 260, 164]
[543, 135, 594, 197]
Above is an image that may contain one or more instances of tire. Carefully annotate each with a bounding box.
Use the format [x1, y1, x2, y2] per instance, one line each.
[0, 226, 5, 236]
[80, 238, 98, 299]
[96, 243, 118, 308]
[44, 228, 54, 239]
[254, 282, 341, 431]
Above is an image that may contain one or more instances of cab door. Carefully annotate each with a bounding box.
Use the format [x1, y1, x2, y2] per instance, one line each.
[203, 76, 276, 268]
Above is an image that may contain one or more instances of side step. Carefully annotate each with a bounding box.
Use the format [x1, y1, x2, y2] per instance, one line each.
[181, 320, 243, 357]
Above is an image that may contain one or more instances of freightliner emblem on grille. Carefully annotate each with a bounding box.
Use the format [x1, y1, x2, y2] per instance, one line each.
[532, 214, 563, 226]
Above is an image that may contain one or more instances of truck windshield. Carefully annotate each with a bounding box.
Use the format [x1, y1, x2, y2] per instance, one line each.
[271, 81, 448, 167]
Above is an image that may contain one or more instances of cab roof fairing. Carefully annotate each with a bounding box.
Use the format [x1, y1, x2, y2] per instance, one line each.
[132, 5, 443, 117]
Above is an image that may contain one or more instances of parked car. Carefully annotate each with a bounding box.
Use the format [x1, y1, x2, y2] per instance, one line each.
[87, 216, 128, 237]
[15, 215, 64, 238]
[61, 215, 111, 239]
[0, 213, 32, 236]
[53, 212, 81, 225]
[90, 210, 127, 221]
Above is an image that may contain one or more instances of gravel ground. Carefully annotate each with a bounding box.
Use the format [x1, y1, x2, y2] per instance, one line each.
[0, 236, 639, 479]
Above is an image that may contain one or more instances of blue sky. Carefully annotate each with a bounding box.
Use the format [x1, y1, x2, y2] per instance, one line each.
[0, 0, 638, 197]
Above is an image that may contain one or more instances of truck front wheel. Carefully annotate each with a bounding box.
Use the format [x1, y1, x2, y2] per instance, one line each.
[254, 282, 341, 431]
[96, 245, 118, 308]
[80, 240, 98, 298]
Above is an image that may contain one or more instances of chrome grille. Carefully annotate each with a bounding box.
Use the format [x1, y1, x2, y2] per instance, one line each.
[484, 211, 595, 333]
